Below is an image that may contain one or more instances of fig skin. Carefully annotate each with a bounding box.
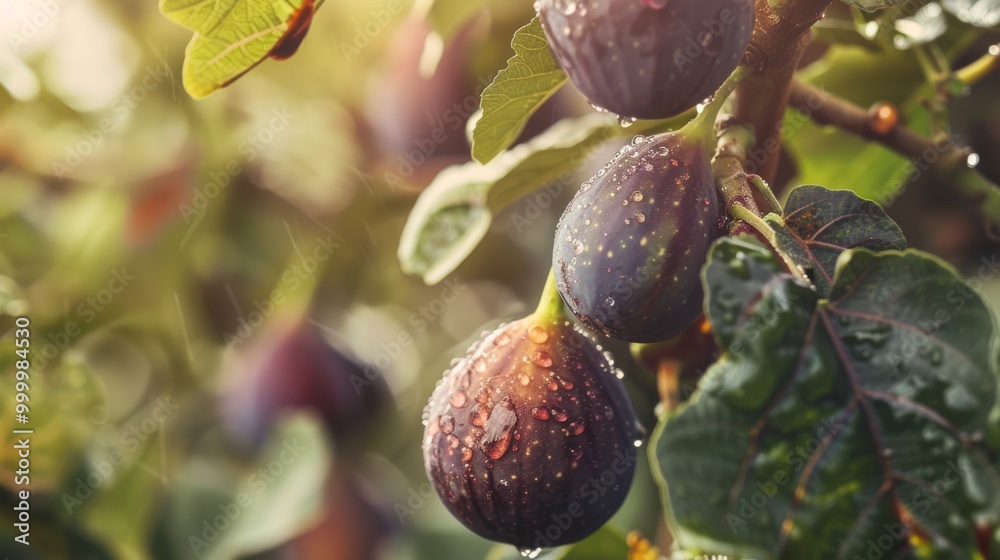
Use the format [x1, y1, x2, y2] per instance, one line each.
[536, 0, 755, 119]
[553, 133, 726, 343]
[422, 316, 641, 549]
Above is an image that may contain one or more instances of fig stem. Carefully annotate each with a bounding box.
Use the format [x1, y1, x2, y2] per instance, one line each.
[748, 175, 783, 214]
[728, 204, 776, 246]
[682, 65, 752, 148]
[533, 268, 565, 324]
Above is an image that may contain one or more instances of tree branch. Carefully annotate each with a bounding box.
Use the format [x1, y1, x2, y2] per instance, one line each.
[733, 0, 833, 186]
[788, 79, 1000, 220]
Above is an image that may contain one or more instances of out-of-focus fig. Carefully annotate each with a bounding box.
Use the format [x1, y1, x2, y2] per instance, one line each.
[422, 302, 641, 551]
[220, 322, 393, 451]
[536, 0, 755, 119]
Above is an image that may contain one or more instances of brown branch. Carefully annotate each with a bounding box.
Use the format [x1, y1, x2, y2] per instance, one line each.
[733, 0, 833, 186]
[788, 79, 1000, 221]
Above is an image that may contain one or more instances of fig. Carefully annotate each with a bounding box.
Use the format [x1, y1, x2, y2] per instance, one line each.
[536, 0, 755, 119]
[553, 131, 726, 343]
[422, 312, 641, 551]
[220, 322, 393, 452]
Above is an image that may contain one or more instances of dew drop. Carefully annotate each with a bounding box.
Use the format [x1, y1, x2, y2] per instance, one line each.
[529, 325, 550, 344]
[440, 414, 456, 435]
[548, 379, 560, 391]
[553, 408, 569, 422]
[482, 398, 517, 460]
[641, 0, 668, 8]
[447, 434, 460, 449]
[494, 333, 511, 346]
[471, 403, 489, 427]
[631, 191, 643, 202]
[634, 212, 646, 223]
[475, 387, 490, 404]
[520, 548, 542, 559]
[531, 405, 551, 421]
[518, 372, 531, 386]
[531, 350, 554, 368]
[461, 447, 473, 462]
[450, 391, 467, 408]
[570, 418, 586, 436]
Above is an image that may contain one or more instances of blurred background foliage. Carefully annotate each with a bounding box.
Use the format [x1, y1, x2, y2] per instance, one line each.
[0, 0, 997, 559]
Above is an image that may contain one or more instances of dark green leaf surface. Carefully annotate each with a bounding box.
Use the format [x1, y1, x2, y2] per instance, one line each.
[472, 17, 567, 164]
[768, 186, 907, 295]
[654, 239, 1000, 559]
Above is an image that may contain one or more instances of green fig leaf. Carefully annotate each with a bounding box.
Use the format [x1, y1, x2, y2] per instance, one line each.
[399, 112, 688, 284]
[472, 17, 568, 164]
[159, 0, 324, 98]
[767, 186, 907, 295]
[655, 238, 1000, 559]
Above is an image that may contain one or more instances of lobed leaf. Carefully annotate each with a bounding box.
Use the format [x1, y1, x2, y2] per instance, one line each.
[653, 238, 1000, 559]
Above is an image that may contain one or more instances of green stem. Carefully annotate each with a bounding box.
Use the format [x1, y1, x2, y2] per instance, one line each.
[749, 175, 783, 214]
[956, 43, 1000, 86]
[533, 269, 565, 324]
[682, 65, 752, 147]
[729, 204, 777, 246]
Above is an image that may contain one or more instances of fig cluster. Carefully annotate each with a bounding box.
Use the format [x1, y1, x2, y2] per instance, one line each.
[537, 0, 755, 119]
[422, 316, 641, 550]
[553, 132, 726, 342]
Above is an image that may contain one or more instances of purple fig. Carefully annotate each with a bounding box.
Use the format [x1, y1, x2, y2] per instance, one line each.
[536, 0, 755, 119]
[553, 132, 726, 342]
[422, 315, 641, 550]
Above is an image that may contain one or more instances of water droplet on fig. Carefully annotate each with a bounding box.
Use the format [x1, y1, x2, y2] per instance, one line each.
[440, 414, 456, 435]
[451, 391, 467, 408]
[531, 350, 554, 368]
[471, 403, 490, 427]
[462, 447, 474, 462]
[641, 0, 668, 8]
[532, 405, 551, 420]
[529, 325, 550, 344]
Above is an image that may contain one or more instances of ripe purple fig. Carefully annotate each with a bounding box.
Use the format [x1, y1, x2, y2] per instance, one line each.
[553, 131, 726, 343]
[422, 312, 641, 551]
[536, 0, 755, 119]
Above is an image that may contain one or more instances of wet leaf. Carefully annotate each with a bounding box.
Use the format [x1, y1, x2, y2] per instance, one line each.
[767, 186, 907, 295]
[653, 238, 1000, 559]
